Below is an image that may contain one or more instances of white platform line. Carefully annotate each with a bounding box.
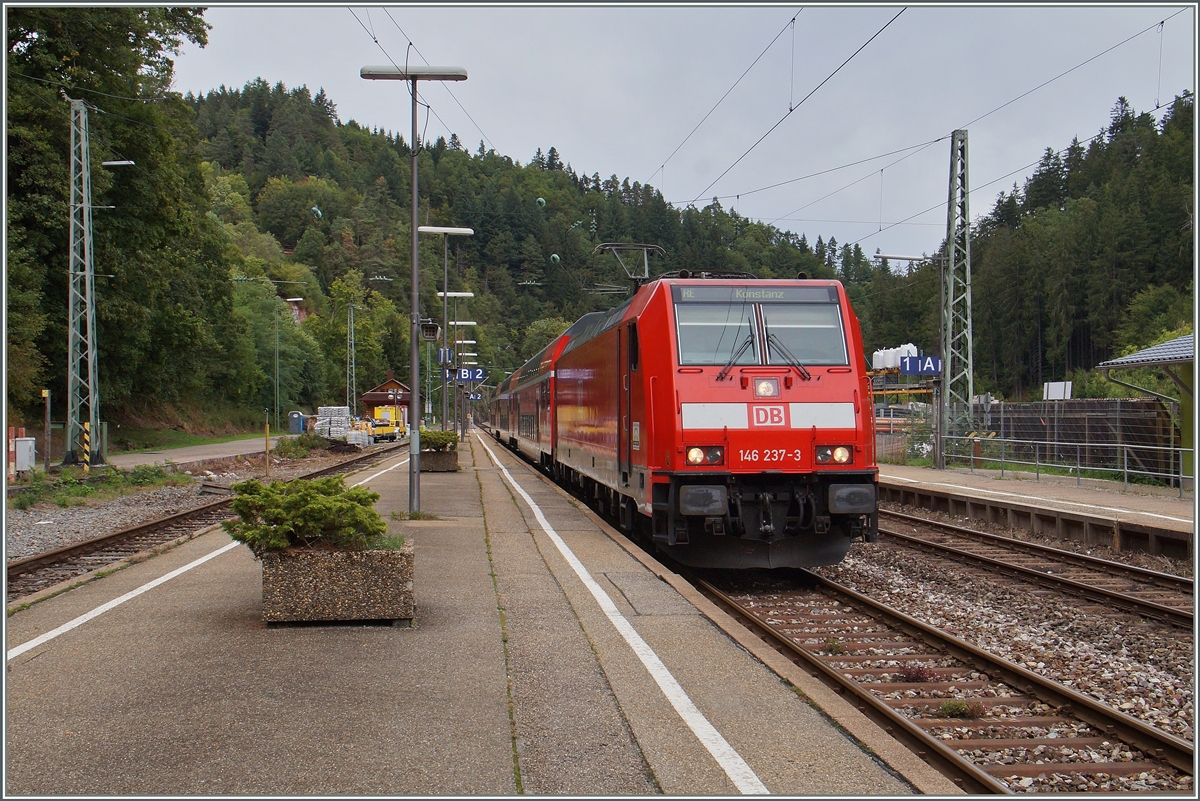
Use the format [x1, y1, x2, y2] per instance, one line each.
[476, 434, 768, 795]
[351, 457, 410, 487]
[8, 541, 240, 662]
[884, 474, 1192, 525]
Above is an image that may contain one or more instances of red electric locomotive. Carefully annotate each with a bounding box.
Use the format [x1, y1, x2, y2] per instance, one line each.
[490, 274, 878, 570]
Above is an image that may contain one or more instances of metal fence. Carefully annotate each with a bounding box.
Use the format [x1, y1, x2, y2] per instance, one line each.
[875, 397, 1191, 496]
[943, 435, 1192, 496]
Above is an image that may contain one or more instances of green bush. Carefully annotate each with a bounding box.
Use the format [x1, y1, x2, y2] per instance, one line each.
[11, 490, 39, 510]
[273, 432, 328, 460]
[127, 464, 171, 486]
[418, 429, 458, 452]
[222, 476, 388, 558]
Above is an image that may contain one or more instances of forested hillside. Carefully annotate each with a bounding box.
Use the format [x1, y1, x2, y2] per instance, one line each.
[6, 8, 1193, 429]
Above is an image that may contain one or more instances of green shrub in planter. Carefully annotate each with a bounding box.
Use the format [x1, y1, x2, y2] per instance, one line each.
[418, 429, 458, 452]
[222, 476, 388, 558]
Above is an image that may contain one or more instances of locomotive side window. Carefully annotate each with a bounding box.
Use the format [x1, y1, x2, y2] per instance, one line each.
[628, 322, 639, 370]
[761, 303, 848, 365]
[674, 303, 758, 366]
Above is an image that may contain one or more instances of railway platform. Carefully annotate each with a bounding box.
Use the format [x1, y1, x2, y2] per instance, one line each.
[878, 463, 1194, 558]
[5, 435, 956, 796]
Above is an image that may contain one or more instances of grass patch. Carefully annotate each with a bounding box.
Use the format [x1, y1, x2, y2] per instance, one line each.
[391, 510, 441, 521]
[108, 426, 275, 454]
[823, 637, 844, 655]
[938, 698, 984, 719]
[272, 432, 329, 460]
[373, 533, 406, 550]
[7, 464, 192, 510]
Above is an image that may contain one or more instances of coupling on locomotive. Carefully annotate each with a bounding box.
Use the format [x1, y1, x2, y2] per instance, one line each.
[483, 273, 878, 570]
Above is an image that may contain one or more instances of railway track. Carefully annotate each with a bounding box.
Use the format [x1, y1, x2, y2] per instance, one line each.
[6, 444, 407, 603]
[697, 571, 1193, 794]
[879, 509, 1193, 629]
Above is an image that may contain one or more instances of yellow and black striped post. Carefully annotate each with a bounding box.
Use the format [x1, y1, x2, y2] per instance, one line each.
[82, 421, 91, 474]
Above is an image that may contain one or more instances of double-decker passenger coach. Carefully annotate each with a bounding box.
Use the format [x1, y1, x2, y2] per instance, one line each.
[489, 273, 878, 570]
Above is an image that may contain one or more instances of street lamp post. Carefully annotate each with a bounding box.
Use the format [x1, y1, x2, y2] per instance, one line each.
[420, 226, 473, 433]
[449, 321, 477, 436]
[455, 339, 477, 437]
[362, 64, 468, 514]
[434, 288, 474, 432]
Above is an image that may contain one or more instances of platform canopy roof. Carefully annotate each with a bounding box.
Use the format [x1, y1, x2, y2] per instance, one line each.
[1097, 334, 1194, 369]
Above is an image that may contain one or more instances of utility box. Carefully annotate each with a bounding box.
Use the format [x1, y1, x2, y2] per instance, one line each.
[288, 411, 306, 435]
[15, 438, 36, 472]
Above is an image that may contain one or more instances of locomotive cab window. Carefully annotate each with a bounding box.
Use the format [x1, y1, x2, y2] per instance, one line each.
[762, 303, 847, 365]
[673, 302, 758, 366]
[671, 284, 847, 367]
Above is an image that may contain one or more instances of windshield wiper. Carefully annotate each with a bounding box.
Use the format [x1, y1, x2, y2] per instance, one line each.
[715, 326, 755, 382]
[766, 333, 812, 380]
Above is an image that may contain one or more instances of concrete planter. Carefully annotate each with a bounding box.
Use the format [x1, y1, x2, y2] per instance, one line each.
[419, 450, 458, 472]
[260, 537, 414, 625]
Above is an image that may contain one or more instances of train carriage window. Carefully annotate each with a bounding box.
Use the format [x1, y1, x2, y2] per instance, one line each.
[674, 303, 758, 366]
[761, 303, 848, 365]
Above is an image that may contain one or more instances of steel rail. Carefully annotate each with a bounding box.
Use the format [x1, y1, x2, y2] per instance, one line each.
[879, 524, 1192, 629]
[6, 497, 233, 577]
[695, 577, 1012, 795]
[698, 572, 1193, 788]
[803, 571, 1194, 774]
[880, 509, 1193, 593]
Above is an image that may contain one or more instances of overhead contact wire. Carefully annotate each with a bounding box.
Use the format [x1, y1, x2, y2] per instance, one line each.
[717, 8, 1185, 226]
[685, 7, 906, 207]
[645, 8, 803, 187]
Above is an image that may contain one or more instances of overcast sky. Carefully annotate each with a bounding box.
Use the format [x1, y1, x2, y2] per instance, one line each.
[171, 4, 1195, 261]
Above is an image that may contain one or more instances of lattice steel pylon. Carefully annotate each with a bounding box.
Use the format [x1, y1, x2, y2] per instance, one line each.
[939, 129, 974, 468]
[64, 98, 102, 467]
[346, 304, 358, 416]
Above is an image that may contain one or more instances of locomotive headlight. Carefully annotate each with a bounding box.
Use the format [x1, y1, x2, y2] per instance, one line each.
[686, 446, 725, 466]
[816, 446, 854, 464]
[754, 378, 780, 398]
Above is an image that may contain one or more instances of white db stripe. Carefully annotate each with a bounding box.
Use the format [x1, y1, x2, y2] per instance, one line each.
[789, 402, 855, 428]
[476, 434, 768, 794]
[681, 403, 748, 430]
[7, 541, 241, 662]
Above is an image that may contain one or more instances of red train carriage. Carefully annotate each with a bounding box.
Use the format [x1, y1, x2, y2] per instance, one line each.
[493, 275, 878, 570]
[487, 372, 514, 442]
[490, 313, 603, 460]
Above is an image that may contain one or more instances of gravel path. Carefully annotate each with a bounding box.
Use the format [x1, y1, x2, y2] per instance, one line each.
[5, 452, 351, 563]
[816, 542, 1195, 744]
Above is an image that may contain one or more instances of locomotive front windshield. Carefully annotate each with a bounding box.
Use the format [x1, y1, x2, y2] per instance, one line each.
[761, 303, 847, 365]
[672, 285, 848, 366]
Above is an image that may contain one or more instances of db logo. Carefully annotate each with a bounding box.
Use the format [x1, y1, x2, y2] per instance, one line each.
[751, 405, 786, 426]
